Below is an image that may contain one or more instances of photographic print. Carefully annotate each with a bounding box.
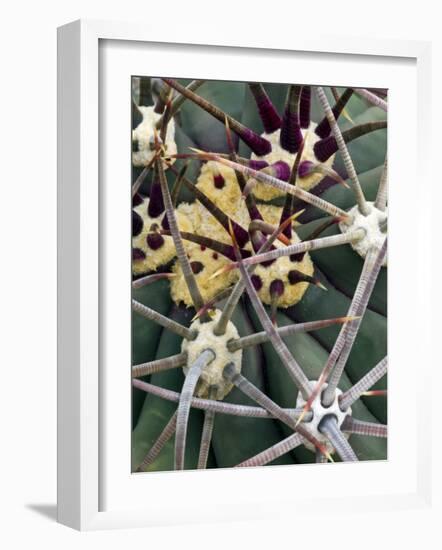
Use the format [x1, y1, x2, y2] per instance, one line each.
[131, 78, 387, 472]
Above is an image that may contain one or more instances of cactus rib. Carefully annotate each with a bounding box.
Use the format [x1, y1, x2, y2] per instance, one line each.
[316, 86, 369, 215]
[132, 352, 188, 378]
[175, 349, 215, 470]
[315, 88, 354, 138]
[297, 240, 386, 421]
[223, 363, 331, 459]
[324, 239, 387, 404]
[162, 78, 272, 156]
[228, 317, 355, 351]
[231, 231, 312, 399]
[131, 78, 388, 470]
[339, 356, 388, 410]
[132, 299, 195, 340]
[137, 412, 178, 472]
[132, 272, 176, 289]
[236, 432, 303, 468]
[132, 378, 310, 420]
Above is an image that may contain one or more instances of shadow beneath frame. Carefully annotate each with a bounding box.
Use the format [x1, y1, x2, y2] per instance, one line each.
[25, 503, 57, 522]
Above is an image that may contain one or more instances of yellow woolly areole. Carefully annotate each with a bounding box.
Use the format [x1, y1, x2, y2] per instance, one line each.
[250, 122, 335, 201]
[254, 231, 314, 308]
[173, 200, 240, 306]
[256, 204, 287, 227]
[171, 167, 313, 308]
[195, 161, 250, 230]
[132, 106, 177, 167]
[175, 200, 234, 246]
[181, 310, 242, 400]
[170, 242, 239, 306]
[132, 197, 193, 275]
[175, 201, 202, 228]
[171, 197, 310, 307]
[195, 161, 293, 244]
[194, 200, 285, 246]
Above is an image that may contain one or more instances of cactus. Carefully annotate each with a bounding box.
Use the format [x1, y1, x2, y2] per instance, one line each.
[131, 77, 387, 471]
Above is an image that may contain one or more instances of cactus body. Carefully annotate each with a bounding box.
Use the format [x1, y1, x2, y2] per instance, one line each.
[131, 78, 388, 470]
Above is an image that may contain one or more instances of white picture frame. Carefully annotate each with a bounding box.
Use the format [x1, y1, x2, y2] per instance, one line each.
[57, 19, 434, 531]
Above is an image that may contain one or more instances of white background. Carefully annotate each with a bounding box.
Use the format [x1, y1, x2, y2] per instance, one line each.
[1, 0, 441, 548]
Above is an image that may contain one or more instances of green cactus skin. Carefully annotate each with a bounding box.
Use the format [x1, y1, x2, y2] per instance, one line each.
[297, 219, 387, 316]
[286, 273, 387, 424]
[247, 306, 387, 462]
[132, 305, 216, 471]
[132, 279, 172, 427]
[131, 78, 388, 471]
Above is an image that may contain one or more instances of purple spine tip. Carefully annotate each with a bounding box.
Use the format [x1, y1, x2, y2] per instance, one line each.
[288, 270, 304, 285]
[132, 193, 144, 207]
[213, 173, 225, 189]
[250, 230, 267, 252]
[299, 86, 311, 129]
[226, 245, 252, 262]
[224, 246, 251, 262]
[190, 261, 204, 274]
[148, 180, 165, 218]
[255, 97, 282, 134]
[313, 136, 338, 162]
[161, 213, 169, 230]
[280, 112, 303, 154]
[260, 259, 276, 268]
[316, 88, 354, 138]
[290, 252, 306, 263]
[315, 117, 332, 139]
[146, 232, 165, 250]
[251, 274, 263, 291]
[249, 83, 282, 134]
[233, 223, 250, 249]
[248, 203, 263, 222]
[271, 160, 291, 181]
[242, 128, 272, 156]
[270, 279, 284, 297]
[132, 210, 143, 237]
[250, 231, 276, 267]
[298, 160, 314, 178]
[248, 159, 269, 170]
[132, 248, 146, 261]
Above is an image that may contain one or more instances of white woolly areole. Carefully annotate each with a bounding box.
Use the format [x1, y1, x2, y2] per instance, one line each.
[181, 310, 242, 400]
[132, 106, 177, 167]
[296, 381, 351, 454]
[250, 122, 335, 201]
[339, 202, 388, 267]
